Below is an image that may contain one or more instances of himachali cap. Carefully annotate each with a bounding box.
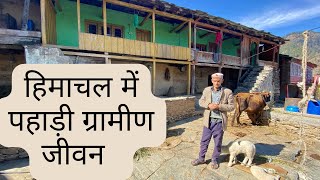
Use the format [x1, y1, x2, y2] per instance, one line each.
[212, 73, 224, 79]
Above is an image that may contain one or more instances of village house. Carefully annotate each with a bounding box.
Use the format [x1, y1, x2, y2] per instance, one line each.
[279, 54, 317, 100]
[0, 0, 285, 100]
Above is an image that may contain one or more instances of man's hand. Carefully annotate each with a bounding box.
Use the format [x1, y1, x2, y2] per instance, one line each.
[208, 103, 219, 110]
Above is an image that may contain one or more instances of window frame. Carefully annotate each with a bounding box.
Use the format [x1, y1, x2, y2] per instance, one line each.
[84, 20, 124, 38]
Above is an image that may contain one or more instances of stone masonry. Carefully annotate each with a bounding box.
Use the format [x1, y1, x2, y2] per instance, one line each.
[0, 145, 28, 162]
[164, 96, 196, 123]
[235, 65, 280, 103]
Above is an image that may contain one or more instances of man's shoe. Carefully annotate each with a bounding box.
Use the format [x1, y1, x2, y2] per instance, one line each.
[210, 162, 219, 169]
[191, 158, 205, 166]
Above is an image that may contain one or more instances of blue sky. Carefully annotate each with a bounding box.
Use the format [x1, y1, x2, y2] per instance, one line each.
[165, 0, 320, 37]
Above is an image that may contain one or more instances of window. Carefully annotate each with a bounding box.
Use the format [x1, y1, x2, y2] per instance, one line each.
[191, 43, 207, 51]
[85, 20, 124, 38]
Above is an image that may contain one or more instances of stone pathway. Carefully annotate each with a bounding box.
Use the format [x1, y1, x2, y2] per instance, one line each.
[0, 114, 319, 180]
[129, 115, 320, 180]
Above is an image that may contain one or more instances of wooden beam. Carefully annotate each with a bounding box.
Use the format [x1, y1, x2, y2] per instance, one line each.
[63, 51, 108, 58]
[200, 32, 212, 39]
[194, 17, 201, 22]
[107, 55, 190, 64]
[139, 12, 152, 26]
[40, 0, 47, 44]
[21, 0, 30, 31]
[176, 24, 189, 33]
[77, 0, 80, 45]
[106, 0, 189, 22]
[55, 0, 62, 11]
[48, 0, 57, 14]
[170, 21, 188, 33]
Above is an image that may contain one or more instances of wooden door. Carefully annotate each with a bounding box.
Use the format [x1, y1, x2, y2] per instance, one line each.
[136, 29, 151, 42]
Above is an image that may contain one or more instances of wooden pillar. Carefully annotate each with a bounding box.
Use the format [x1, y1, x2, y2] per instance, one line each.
[103, 0, 107, 36]
[256, 41, 260, 65]
[22, 0, 31, 31]
[272, 45, 276, 62]
[240, 36, 243, 67]
[103, 0, 107, 52]
[218, 30, 223, 73]
[237, 68, 242, 86]
[40, 0, 47, 44]
[188, 21, 192, 61]
[152, 61, 156, 94]
[191, 63, 196, 95]
[152, 11, 156, 94]
[193, 24, 197, 52]
[152, 11, 155, 58]
[77, 0, 81, 46]
[187, 63, 191, 95]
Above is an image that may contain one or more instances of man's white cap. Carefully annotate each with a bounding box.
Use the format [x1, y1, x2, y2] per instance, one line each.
[211, 73, 224, 79]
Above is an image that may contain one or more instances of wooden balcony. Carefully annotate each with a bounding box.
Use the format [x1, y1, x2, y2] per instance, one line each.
[79, 33, 190, 61]
[221, 54, 241, 66]
[192, 49, 244, 67]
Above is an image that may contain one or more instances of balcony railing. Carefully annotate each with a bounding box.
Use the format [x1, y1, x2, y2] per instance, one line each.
[79, 33, 190, 61]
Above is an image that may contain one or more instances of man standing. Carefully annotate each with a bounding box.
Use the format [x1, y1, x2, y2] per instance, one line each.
[191, 73, 234, 169]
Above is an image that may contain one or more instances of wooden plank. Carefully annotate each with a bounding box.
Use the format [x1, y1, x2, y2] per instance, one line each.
[105, 36, 110, 52]
[77, 0, 81, 46]
[40, 0, 47, 44]
[135, 40, 141, 56]
[170, 21, 188, 33]
[117, 38, 124, 54]
[140, 41, 146, 56]
[123, 38, 129, 54]
[129, 40, 135, 55]
[145, 42, 150, 56]
[111, 37, 118, 53]
[98, 35, 104, 51]
[139, 12, 152, 26]
[63, 51, 107, 58]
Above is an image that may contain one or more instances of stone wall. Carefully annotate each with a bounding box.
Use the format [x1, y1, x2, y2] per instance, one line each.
[0, 145, 28, 162]
[251, 66, 279, 103]
[164, 96, 195, 123]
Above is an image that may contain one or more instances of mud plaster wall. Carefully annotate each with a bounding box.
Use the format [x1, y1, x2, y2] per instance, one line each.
[195, 66, 219, 94]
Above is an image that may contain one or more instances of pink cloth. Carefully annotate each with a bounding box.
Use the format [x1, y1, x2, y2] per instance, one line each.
[215, 32, 223, 45]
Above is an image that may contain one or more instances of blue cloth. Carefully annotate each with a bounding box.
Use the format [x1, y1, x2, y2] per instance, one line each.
[210, 87, 222, 119]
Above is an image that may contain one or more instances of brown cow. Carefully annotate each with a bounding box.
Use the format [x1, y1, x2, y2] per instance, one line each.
[231, 92, 271, 126]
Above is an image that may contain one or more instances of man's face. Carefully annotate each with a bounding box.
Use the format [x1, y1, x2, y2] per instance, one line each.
[211, 76, 223, 89]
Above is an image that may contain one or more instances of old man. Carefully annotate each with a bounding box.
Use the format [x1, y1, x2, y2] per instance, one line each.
[191, 72, 234, 169]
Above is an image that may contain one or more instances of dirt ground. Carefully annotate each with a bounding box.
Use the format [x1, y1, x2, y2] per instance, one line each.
[0, 114, 319, 180]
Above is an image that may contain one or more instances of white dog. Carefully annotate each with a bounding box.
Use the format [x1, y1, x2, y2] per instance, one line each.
[222, 140, 256, 167]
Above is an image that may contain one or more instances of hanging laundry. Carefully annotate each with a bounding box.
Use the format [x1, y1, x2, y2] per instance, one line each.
[215, 31, 223, 46]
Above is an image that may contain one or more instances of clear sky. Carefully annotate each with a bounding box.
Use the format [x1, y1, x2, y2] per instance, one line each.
[165, 0, 320, 37]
